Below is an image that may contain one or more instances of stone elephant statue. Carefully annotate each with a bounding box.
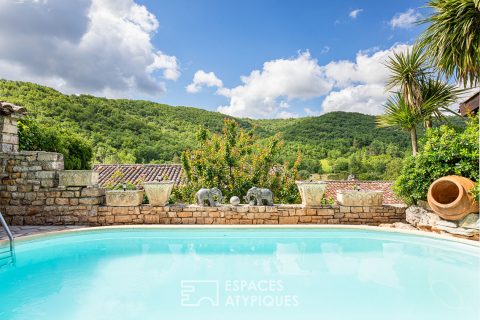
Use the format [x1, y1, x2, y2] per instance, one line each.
[244, 187, 273, 206]
[195, 187, 223, 206]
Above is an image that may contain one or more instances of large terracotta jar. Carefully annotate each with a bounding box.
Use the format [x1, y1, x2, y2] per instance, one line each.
[427, 175, 479, 220]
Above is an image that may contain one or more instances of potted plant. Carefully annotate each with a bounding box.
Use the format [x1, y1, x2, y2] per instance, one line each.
[143, 178, 175, 206]
[105, 182, 144, 207]
[296, 181, 327, 206]
[336, 186, 383, 206]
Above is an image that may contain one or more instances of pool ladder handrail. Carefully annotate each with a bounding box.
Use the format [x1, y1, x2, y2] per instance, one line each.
[0, 212, 15, 266]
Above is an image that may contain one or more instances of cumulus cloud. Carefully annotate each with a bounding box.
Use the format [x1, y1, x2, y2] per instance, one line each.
[389, 9, 422, 29]
[324, 44, 410, 88]
[214, 44, 411, 118]
[217, 52, 332, 118]
[322, 84, 387, 115]
[349, 9, 363, 19]
[321, 44, 411, 115]
[186, 70, 223, 93]
[0, 0, 180, 97]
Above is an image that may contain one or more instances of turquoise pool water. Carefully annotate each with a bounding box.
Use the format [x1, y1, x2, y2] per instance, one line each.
[0, 228, 478, 320]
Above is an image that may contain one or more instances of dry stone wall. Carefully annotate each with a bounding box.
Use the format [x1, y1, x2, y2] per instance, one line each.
[0, 151, 406, 226]
[0, 151, 406, 227]
[0, 151, 104, 225]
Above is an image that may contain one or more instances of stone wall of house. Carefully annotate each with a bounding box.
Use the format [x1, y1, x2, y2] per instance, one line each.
[2, 203, 406, 226]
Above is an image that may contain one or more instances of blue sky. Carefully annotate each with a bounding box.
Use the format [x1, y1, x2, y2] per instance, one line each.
[0, 0, 428, 118]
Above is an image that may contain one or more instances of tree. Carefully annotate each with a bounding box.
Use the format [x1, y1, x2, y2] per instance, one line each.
[175, 119, 301, 204]
[377, 94, 424, 155]
[18, 116, 93, 169]
[378, 79, 462, 155]
[385, 45, 430, 112]
[419, 0, 480, 87]
[393, 116, 479, 204]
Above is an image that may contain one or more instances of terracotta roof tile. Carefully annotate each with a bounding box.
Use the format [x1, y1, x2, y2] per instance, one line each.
[93, 164, 184, 187]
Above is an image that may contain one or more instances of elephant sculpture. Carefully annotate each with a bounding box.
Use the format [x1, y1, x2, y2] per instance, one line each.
[195, 187, 223, 206]
[244, 187, 273, 206]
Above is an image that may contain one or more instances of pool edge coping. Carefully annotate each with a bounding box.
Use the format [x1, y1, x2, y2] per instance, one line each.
[1, 224, 479, 247]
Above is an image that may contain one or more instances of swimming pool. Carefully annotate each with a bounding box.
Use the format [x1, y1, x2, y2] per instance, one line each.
[0, 227, 478, 319]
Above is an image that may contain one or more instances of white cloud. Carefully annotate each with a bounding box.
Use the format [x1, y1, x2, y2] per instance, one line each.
[389, 9, 422, 29]
[349, 9, 363, 19]
[322, 84, 387, 115]
[217, 52, 333, 118]
[0, 0, 180, 97]
[186, 70, 223, 93]
[304, 107, 320, 116]
[321, 44, 411, 115]
[214, 44, 411, 118]
[277, 111, 300, 119]
[324, 44, 410, 88]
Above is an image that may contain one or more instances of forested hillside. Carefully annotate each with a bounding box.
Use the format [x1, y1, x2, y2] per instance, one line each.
[0, 79, 438, 179]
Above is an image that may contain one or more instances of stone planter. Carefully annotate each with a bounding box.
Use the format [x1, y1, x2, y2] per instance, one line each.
[296, 181, 327, 206]
[58, 170, 99, 187]
[427, 175, 479, 221]
[143, 181, 174, 206]
[106, 190, 144, 207]
[337, 190, 383, 206]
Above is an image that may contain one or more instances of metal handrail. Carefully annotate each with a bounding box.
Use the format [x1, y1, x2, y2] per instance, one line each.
[0, 212, 14, 253]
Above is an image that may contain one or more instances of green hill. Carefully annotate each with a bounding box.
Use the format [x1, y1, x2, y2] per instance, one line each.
[0, 79, 415, 179]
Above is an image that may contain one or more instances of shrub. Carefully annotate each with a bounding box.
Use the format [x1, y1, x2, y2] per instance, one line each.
[173, 119, 301, 204]
[394, 116, 478, 204]
[18, 116, 93, 170]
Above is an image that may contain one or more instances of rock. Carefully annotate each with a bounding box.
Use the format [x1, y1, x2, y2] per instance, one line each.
[435, 220, 458, 228]
[406, 206, 440, 228]
[417, 200, 432, 211]
[458, 213, 480, 230]
[432, 225, 477, 237]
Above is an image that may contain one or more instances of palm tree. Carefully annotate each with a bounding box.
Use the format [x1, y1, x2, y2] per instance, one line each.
[418, 0, 480, 87]
[378, 81, 463, 155]
[378, 94, 425, 156]
[385, 44, 431, 112]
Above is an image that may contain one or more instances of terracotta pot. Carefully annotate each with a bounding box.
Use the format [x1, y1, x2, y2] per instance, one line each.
[427, 175, 479, 220]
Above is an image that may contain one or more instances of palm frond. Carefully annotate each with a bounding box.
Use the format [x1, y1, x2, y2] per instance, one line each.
[418, 0, 480, 86]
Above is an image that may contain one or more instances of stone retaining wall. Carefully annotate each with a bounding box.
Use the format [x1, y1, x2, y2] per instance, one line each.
[0, 149, 406, 227]
[2, 203, 406, 226]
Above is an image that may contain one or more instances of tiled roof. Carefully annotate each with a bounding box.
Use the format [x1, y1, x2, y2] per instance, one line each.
[93, 164, 184, 187]
[324, 180, 403, 204]
[93, 164, 403, 204]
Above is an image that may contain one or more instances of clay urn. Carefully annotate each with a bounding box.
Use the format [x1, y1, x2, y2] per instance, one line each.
[427, 175, 479, 220]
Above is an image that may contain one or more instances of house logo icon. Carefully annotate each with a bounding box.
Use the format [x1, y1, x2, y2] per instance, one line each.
[180, 280, 220, 307]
